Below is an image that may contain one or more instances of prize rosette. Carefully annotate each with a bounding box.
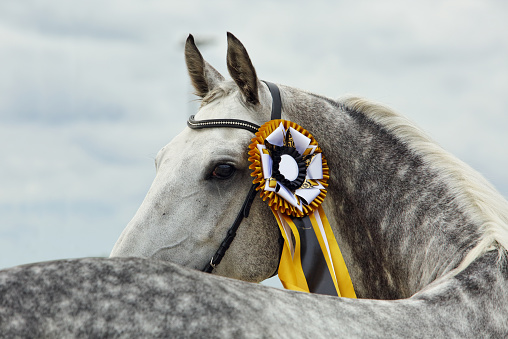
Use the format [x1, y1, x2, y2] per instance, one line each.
[248, 120, 329, 217]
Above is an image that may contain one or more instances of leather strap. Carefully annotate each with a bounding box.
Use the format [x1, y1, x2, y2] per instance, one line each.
[203, 183, 259, 273]
[262, 81, 282, 120]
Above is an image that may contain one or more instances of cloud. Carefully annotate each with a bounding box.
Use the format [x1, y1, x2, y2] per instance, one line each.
[0, 0, 507, 271]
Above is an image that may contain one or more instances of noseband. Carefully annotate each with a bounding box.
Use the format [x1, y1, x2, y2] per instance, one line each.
[187, 81, 282, 273]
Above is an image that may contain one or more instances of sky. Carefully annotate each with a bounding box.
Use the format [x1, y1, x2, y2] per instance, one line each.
[1, 0, 507, 282]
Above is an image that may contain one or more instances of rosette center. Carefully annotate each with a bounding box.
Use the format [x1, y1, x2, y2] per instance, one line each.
[279, 154, 299, 181]
[271, 146, 307, 192]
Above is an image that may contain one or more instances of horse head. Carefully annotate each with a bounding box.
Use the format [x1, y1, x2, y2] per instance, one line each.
[110, 33, 281, 282]
[112, 33, 508, 300]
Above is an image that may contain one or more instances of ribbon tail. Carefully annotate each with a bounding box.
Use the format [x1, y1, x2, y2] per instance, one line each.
[310, 206, 356, 298]
[273, 211, 310, 293]
[274, 206, 356, 298]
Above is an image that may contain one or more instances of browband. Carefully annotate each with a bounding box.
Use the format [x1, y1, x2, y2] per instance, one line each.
[187, 116, 260, 134]
[187, 81, 281, 132]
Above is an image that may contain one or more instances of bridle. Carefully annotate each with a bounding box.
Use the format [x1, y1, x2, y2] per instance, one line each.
[187, 81, 282, 273]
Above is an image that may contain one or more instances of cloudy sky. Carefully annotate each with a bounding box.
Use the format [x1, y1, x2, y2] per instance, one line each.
[1, 0, 507, 273]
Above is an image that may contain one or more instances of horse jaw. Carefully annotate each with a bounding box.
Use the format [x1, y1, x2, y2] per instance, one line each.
[112, 33, 281, 282]
[111, 92, 280, 282]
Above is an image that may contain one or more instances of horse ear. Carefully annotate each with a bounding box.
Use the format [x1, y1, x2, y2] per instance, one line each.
[226, 32, 259, 105]
[185, 34, 225, 98]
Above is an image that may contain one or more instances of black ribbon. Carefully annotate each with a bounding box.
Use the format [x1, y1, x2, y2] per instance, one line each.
[292, 216, 338, 296]
[269, 145, 307, 192]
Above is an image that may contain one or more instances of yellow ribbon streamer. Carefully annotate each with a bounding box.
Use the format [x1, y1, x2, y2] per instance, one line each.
[275, 207, 356, 298]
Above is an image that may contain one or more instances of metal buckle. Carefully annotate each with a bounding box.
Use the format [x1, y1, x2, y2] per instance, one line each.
[209, 256, 217, 269]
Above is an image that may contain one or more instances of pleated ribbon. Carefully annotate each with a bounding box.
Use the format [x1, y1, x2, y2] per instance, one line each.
[248, 120, 356, 298]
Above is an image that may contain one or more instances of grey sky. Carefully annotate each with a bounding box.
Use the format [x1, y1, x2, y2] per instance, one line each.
[1, 0, 507, 269]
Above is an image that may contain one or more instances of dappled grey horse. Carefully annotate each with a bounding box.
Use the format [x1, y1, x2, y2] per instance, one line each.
[1, 33, 508, 337]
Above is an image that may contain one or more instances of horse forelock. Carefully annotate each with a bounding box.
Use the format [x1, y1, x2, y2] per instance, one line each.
[339, 96, 508, 273]
[199, 81, 249, 109]
[200, 84, 231, 108]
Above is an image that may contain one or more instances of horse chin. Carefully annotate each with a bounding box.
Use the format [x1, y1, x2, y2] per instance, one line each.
[213, 264, 271, 283]
[149, 246, 211, 271]
[211, 246, 280, 283]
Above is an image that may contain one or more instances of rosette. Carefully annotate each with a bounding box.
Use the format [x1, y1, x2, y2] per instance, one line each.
[247, 119, 356, 298]
[248, 120, 330, 217]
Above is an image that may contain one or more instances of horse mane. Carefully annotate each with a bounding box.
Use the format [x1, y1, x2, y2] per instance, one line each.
[340, 96, 508, 272]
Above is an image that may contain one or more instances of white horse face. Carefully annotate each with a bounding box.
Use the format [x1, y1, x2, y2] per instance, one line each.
[111, 34, 281, 282]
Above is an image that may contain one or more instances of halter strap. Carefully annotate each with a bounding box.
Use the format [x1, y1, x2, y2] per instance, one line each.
[202, 183, 259, 273]
[186, 80, 283, 273]
[263, 81, 282, 120]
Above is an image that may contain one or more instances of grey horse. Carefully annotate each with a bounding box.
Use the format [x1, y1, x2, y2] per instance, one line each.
[1, 33, 507, 338]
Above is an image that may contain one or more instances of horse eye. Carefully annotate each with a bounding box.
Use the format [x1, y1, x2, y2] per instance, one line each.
[212, 164, 236, 179]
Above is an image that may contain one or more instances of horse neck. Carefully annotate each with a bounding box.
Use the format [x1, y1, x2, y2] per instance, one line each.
[280, 88, 486, 299]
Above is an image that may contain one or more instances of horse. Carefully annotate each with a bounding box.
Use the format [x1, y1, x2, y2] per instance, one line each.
[1, 32, 507, 337]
